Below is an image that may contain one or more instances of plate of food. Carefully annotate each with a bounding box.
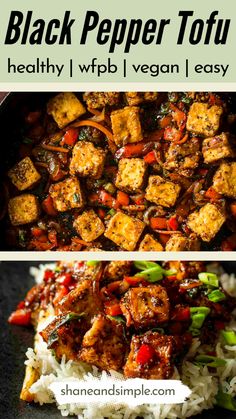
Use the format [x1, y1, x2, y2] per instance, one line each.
[1, 92, 236, 251]
[2, 260, 236, 418]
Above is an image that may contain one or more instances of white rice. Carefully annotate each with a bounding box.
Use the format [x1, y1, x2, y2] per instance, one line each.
[26, 263, 236, 419]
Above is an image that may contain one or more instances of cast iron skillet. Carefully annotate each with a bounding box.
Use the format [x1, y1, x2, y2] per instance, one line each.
[1, 92, 236, 251]
[0, 261, 235, 419]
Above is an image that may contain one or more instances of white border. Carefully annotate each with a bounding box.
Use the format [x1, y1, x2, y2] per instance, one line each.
[0, 251, 234, 261]
[1, 83, 236, 91]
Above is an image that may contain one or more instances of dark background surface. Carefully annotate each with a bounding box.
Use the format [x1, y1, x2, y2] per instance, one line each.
[0, 261, 236, 418]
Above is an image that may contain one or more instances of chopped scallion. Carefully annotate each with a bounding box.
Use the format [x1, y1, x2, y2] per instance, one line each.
[195, 354, 226, 367]
[208, 289, 226, 302]
[198, 272, 219, 288]
[216, 388, 236, 411]
[221, 330, 236, 346]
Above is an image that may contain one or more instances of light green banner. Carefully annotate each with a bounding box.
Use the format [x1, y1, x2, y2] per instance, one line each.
[0, 0, 235, 83]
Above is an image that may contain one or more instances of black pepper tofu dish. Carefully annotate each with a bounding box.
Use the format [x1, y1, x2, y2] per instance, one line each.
[3, 92, 236, 251]
[8, 260, 236, 405]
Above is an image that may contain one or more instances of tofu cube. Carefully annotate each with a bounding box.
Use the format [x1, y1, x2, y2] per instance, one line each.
[104, 212, 145, 250]
[124, 332, 178, 379]
[79, 314, 126, 371]
[111, 106, 143, 146]
[73, 209, 105, 242]
[8, 157, 41, 191]
[187, 102, 223, 137]
[213, 162, 236, 198]
[115, 158, 147, 193]
[202, 133, 235, 164]
[8, 194, 40, 226]
[165, 235, 188, 251]
[164, 138, 200, 176]
[47, 92, 86, 128]
[139, 234, 163, 251]
[145, 175, 181, 207]
[49, 177, 84, 212]
[187, 203, 225, 242]
[104, 261, 132, 282]
[69, 141, 106, 179]
[121, 285, 169, 329]
[126, 92, 158, 106]
[83, 92, 121, 109]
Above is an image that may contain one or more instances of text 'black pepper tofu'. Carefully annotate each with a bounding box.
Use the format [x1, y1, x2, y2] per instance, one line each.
[120, 285, 170, 329]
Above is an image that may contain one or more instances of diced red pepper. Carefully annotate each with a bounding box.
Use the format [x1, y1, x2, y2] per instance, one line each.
[167, 216, 179, 231]
[53, 285, 69, 306]
[115, 141, 154, 159]
[164, 127, 182, 142]
[159, 115, 172, 129]
[99, 190, 119, 209]
[31, 227, 44, 237]
[205, 187, 222, 202]
[42, 195, 58, 216]
[230, 202, 236, 217]
[150, 217, 168, 230]
[44, 269, 55, 282]
[208, 93, 223, 106]
[171, 307, 190, 321]
[146, 129, 164, 141]
[105, 303, 123, 316]
[159, 233, 170, 245]
[61, 128, 78, 146]
[167, 275, 177, 281]
[56, 273, 73, 287]
[98, 208, 106, 219]
[136, 344, 156, 365]
[144, 151, 157, 164]
[170, 103, 187, 130]
[8, 309, 31, 326]
[124, 276, 145, 286]
[117, 191, 129, 206]
[214, 320, 225, 330]
[17, 300, 26, 309]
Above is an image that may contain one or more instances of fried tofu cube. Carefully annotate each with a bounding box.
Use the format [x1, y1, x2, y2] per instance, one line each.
[139, 234, 163, 251]
[8, 157, 41, 191]
[83, 92, 121, 109]
[47, 92, 86, 129]
[73, 209, 105, 242]
[126, 92, 158, 106]
[120, 285, 169, 329]
[79, 314, 126, 371]
[164, 138, 200, 176]
[165, 235, 188, 251]
[49, 177, 84, 212]
[115, 158, 147, 193]
[104, 212, 145, 250]
[104, 261, 132, 282]
[213, 162, 236, 198]
[202, 133, 235, 164]
[111, 106, 143, 146]
[58, 279, 103, 319]
[69, 141, 106, 179]
[40, 313, 89, 361]
[187, 203, 225, 242]
[145, 175, 181, 207]
[8, 194, 40, 226]
[124, 331, 180, 379]
[186, 102, 223, 137]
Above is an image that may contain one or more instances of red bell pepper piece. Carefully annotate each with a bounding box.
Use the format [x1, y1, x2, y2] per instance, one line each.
[56, 273, 73, 287]
[8, 309, 31, 326]
[31, 227, 44, 237]
[61, 128, 78, 146]
[124, 276, 145, 286]
[53, 285, 69, 306]
[117, 191, 129, 206]
[115, 141, 154, 159]
[167, 216, 179, 231]
[144, 151, 157, 164]
[164, 127, 182, 142]
[105, 303, 123, 316]
[171, 307, 190, 321]
[170, 103, 187, 130]
[136, 344, 156, 365]
[205, 187, 222, 202]
[42, 195, 58, 216]
[150, 217, 168, 230]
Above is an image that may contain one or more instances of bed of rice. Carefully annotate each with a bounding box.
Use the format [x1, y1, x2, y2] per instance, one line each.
[26, 263, 236, 419]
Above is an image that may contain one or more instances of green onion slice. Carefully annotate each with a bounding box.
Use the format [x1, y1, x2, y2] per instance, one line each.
[208, 289, 226, 302]
[195, 354, 226, 367]
[221, 330, 236, 346]
[216, 388, 236, 411]
[198, 272, 219, 288]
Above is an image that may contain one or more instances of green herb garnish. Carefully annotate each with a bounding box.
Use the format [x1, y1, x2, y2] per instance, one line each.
[221, 330, 236, 346]
[208, 289, 226, 303]
[195, 354, 226, 367]
[198, 272, 219, 288]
